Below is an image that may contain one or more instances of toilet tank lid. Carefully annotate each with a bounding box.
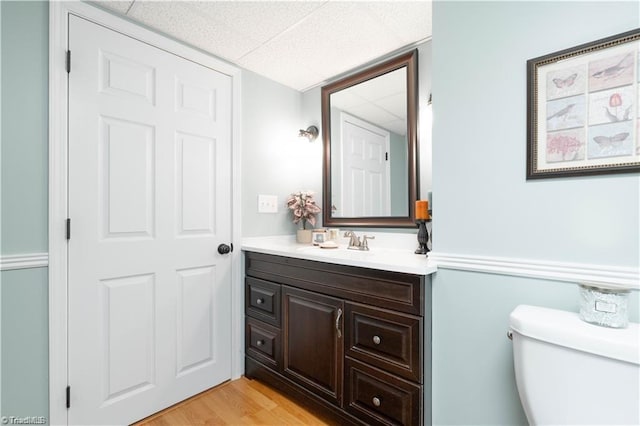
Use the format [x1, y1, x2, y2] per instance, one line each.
[509, 305, 640, 365]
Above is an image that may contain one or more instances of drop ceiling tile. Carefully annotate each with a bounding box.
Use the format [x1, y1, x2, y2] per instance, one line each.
[87, 0, 431, 92]
[240, 2, 407, 90]
[128, 1, 261, 62]
[376, 92, 407, 118]
[298, 3, 405, 72]
[239, 53, 325, 91]
[351, 68, 406, 101]
[349, 102, 397, 127]
[384, 119, 407, 136]
[362, 1, 431, 45]
[90, 1, 133, 14]
[236, 39, 326, 89]
[331, 91, 367, 111]
[189, 1, 325, 44]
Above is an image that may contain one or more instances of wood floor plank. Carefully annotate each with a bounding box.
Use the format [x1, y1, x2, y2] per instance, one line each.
[134, 377, 333, 426]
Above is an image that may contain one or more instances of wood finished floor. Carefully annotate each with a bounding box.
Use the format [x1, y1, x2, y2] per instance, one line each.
[133, 377, 334, 425]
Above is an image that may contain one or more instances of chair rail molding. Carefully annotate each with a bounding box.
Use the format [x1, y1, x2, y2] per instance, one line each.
[429, 252, 639, 290]
[0, 253, 49, 271]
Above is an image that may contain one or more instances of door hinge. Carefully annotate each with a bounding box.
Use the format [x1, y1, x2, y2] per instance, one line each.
[66, 50, 71, 73]
[385, 152, 389, 161]
[66, 218, 71, 240]
[66, 385, 71, 409]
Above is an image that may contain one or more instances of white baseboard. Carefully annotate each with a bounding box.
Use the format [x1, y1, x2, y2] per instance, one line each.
[429, 252, 639, 290]
[0, 253, 49, 271]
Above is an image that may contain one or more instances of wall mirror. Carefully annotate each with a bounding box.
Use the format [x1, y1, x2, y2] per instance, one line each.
[322, 50, 418, 228]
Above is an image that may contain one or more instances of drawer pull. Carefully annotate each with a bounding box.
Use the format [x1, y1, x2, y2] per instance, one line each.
[336, 308, 343, 338]
[256, 339, 264, 347]
[372, 396, 381, 407]
[256, 298, 264, 305]
[372, 335, 381, 345]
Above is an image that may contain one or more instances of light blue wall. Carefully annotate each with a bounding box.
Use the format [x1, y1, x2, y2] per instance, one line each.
[1, 268, 49, 420]
[432, 1, 639, 266]
[431, 2, 640, 425]
[241, 70, 323, 237]
[390, 131, 408, 216]
[1, 0, 49, 255]
[0, 1, 49, 421]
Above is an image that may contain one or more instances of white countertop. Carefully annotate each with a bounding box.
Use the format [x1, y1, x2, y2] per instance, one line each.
[242, 234, 437, 276]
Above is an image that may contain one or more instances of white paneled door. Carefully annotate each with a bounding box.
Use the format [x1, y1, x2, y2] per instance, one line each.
[68, 15, 232, 425]
[340, 113, 390, 217]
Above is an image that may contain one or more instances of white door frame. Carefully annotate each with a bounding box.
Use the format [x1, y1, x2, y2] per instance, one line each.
[48, 3, 242, 425]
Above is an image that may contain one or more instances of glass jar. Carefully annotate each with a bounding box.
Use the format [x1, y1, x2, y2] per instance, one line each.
[579, 283, 630, 329]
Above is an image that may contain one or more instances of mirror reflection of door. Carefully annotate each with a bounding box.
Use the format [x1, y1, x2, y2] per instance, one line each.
[328, 66, 409, 218]
[338, 113, 390, 217]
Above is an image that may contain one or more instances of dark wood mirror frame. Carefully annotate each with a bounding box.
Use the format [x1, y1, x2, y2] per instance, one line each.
[322, 49, 419, 228]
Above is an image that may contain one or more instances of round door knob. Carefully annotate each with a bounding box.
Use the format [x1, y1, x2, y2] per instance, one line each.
[372, 335, 381, 345]
[256, 340, 264, 347]
[372, 397, 381, 407]
[217, 243, 232, 254]
[256, 298, 264, 305]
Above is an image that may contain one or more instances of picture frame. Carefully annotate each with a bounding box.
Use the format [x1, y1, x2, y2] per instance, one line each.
[527, 28, 640, 179]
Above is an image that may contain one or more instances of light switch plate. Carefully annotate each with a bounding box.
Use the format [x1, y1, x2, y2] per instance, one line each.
[258, 194, 278, 213]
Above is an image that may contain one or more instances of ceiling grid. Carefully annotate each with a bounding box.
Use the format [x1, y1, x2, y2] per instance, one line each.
[92, 0, 431, 91]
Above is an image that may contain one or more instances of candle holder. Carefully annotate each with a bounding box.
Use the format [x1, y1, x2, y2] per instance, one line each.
[415, 216, 432, 255]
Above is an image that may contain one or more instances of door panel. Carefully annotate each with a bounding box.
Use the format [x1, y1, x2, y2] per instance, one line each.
[175, 132, 216, 235]
[282, 286, 344, 406]
[102, 274, 156, 404]
[176, 266, 216, 376]
[68, 15, 232, 425]
[100, 117, 155, 239]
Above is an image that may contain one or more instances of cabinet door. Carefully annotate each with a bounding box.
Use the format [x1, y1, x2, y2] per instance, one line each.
[282, 286, 344, 407]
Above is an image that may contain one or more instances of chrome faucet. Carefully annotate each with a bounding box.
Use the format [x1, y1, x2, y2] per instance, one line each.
[361, 235, 375, 250]
[343, 231, 375, 251]
[344, 230, 360, 249]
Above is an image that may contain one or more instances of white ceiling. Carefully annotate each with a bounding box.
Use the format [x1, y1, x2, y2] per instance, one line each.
[92, 0, 432, 92]
[332, 67, 407, 135]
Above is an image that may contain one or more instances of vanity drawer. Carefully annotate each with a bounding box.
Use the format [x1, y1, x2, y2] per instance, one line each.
[245, 252, 424, 315]
[246, 277, 281, 327]
[246, 317, 281, 371]
[345, 302, 422, 383]
[345, 357, 421, 426]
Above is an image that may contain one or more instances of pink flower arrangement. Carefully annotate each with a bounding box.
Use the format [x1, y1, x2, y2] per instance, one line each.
[286, 191, 321, 230]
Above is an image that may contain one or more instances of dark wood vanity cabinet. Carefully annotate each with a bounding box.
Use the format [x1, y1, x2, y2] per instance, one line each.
[244, 252, 431, 426]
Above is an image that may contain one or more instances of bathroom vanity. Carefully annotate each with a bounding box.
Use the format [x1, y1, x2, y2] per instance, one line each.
[242, 236, 435, 426]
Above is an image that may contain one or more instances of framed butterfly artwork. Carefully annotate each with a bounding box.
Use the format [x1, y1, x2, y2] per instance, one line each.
[527, 28, 640, 179]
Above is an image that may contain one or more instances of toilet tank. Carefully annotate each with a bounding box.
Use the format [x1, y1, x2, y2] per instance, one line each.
[509, 305, 640, 426]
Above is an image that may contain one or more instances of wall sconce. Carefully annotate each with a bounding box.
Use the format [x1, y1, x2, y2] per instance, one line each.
[298, 125, 319, 142]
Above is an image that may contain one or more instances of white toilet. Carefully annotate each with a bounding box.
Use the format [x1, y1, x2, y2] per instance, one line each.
[509, 305, 640, 425]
